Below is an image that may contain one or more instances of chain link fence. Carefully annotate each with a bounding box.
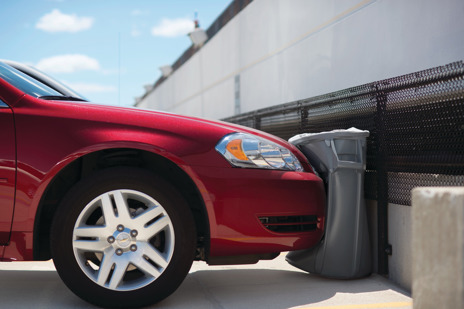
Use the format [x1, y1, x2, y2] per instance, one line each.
[224, 61, 464, 206]
[224, 61, 464, 274]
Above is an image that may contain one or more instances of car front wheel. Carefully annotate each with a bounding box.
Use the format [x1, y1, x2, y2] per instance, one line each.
[51, 167, 196, 308]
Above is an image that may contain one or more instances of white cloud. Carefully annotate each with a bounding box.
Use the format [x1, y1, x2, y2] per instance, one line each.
[64, 82, 117, 93]
[151, 18, 194, 37]
[36, 54, 100, 73]
[36, 9, 94, 33]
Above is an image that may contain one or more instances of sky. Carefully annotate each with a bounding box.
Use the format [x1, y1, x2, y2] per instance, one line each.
[0, 0, 231, 106]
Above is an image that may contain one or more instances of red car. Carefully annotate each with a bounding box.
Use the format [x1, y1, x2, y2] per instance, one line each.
[0, 60, 325, 308]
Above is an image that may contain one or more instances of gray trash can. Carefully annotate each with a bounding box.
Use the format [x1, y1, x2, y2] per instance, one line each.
[286, 128, 371, 279]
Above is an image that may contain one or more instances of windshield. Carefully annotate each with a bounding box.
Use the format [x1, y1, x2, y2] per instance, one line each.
[0, 61, 87, 101]
[0, 61, 64, 98]
[3, 60, 87, 100]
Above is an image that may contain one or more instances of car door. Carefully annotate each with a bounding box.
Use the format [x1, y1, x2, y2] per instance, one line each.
[0, 99, 16, 245]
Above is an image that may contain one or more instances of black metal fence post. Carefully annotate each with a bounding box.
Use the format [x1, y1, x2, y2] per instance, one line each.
[375, 87, 390, 275]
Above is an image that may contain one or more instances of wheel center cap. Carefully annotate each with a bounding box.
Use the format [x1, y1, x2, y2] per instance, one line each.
[116, 232, 131, 248]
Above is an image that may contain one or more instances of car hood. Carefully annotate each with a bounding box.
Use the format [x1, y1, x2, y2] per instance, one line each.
[83, 102, 297, 150]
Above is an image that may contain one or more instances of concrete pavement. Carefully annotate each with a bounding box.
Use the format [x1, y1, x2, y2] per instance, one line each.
[0, 253, 411, 309]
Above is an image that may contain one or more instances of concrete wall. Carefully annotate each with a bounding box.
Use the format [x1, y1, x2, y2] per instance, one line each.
[369, 188, 464, 298]
[138, 0, 464, 120]
[366, 201, 412, 292]
[388, 204, 412, 292]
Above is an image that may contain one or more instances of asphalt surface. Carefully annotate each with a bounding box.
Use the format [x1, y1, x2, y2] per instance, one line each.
[0, 253, 412, 309]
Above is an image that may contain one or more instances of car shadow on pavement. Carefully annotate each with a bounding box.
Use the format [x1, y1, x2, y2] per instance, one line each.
[0, 265, 410, 309]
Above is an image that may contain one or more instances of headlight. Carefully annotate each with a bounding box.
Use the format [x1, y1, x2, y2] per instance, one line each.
[215, 133, 304, 171]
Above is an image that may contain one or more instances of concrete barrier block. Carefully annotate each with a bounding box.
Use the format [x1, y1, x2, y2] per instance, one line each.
[412, 187, 464, 309]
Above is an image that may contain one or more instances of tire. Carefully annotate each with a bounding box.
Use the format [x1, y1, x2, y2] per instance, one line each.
[51, 167, 196, 308]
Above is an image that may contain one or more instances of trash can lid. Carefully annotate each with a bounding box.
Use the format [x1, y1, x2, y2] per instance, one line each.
[289, 127, 370, 145]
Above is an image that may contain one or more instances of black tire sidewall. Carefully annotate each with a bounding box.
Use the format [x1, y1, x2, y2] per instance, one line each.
[51, 167, 196, 308]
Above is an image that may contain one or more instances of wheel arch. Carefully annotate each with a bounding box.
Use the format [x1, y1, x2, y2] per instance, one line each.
[33, 148, 210, 261]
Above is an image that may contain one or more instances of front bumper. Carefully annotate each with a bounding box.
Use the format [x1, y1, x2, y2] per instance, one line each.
[191, 166, 326, 257]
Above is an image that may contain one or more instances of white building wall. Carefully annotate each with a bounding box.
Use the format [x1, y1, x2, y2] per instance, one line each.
[138, 0, 464, 120]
